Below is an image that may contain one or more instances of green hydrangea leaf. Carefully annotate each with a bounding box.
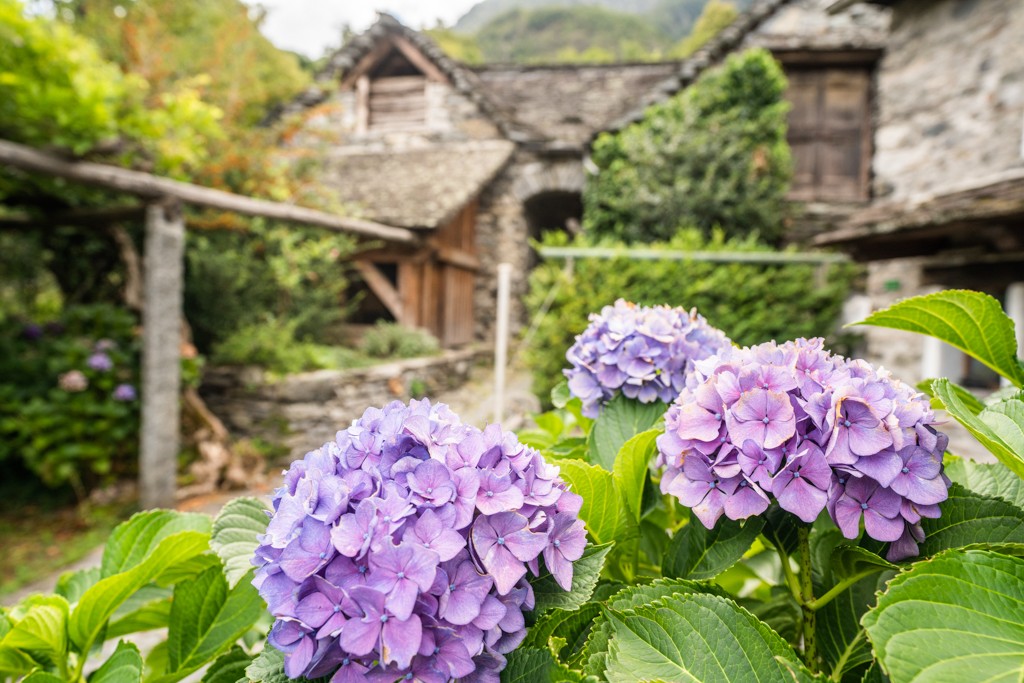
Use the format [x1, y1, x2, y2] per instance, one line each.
[662, 517, 764, 581]
[943, 457, 1024, 508]
[210, 497, 270, 588]
[931, 380, 1024, 478]
[863, 549, 1024, 682]
[605, 593, 809, 682]
[587, 395, 667, 471]
[532, 543, 613, 615]
[613, 429, 659, 525]
[855, 289, 1024, 386]
[200, 646, 252, 683]
[91, 641, 143, 683]
[556, 459, 628, 545]
[101, 510, 212, 578]
[919, 484, 1024, 556]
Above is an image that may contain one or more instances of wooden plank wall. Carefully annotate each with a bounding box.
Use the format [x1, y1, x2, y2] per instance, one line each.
[369, 75, 427, 132]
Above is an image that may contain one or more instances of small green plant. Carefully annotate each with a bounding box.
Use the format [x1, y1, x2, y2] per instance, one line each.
[359, 321, 440, 360]
[0, 499, 268, 683]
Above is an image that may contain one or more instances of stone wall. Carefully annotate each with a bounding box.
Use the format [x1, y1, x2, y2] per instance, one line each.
[201, 348, 487, 459]
[872, 0, 1024, 202]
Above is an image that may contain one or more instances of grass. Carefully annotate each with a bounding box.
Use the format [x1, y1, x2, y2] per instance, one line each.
[0, 475, 135, 599]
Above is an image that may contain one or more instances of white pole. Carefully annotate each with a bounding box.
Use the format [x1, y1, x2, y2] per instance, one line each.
[494, 263, 513, 424]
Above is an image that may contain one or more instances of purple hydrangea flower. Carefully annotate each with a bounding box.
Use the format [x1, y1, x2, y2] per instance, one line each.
[564, 299, 731, 417]
[253, 399, 586, 682]
[21, 323, 43, 341]
[657, 338, 950, 561]
[112, 384, 137, 402]
[87, 352, 114, 372]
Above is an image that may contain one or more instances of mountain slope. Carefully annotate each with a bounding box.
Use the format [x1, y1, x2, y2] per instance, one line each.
[455, 0, 663, 33]
[475, 6, 671, 63]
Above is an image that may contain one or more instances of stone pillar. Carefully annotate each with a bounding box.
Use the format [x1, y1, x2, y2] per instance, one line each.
[1002, 282, 1024, 387]
[140, 201, 185, 509]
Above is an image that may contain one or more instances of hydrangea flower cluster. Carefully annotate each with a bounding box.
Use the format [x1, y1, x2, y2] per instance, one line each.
[565, 299, 731, 417]
[253, 399, 586, 683]
[656, 338, 950, 561]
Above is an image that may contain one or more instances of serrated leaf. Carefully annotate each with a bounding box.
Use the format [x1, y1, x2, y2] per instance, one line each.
[613, 429, 659, 525]
[22, 671, 64, 683]
[557, 460, 627, 545]
[738, 587, 800, 645]
[916, 379, 985, 415]
[587, 395, 667, 471]
[943, 457, 1024, 508]
[56, 567, 100, 605]
[200, 647, 251, 683]
[863, 549, 1024, 682]
[762, 503, 801, 556]
[552, 381, 571, 409]
[69, 528, 211, 654]
[931, 379, 1024, 478]
[919, 483, 1024, 556]
[152, 566, 263, 683]
[210, 497, 269, 588]
[855, 289, 1024, 386]
[606, 577, 726, 612]
[524, 603, 602, 661]
[532, 543, 613, 615]
[4, 596, 68, 661]
[91, 641, 143, 683]
[243, 648, 293, 683]
[662, 517, 764, 581]
[605, 593, 806, 682]
[502, 647, 584, 682]
[101, 510, 212, 578]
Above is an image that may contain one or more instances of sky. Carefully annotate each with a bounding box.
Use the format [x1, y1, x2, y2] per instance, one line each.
[245, 1, 481, 58]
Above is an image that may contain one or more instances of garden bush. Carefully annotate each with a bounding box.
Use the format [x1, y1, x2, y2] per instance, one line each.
[0, 304, 140, 492]
[3, 289, 1024, 683]
[524, 229, 859, 401]
[359, 320, 441, 360]
[584, 47, 791, 244]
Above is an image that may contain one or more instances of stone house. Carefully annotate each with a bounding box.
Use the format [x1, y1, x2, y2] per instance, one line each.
[283, 0, 889, 347]
[818, 0, 1024, 388]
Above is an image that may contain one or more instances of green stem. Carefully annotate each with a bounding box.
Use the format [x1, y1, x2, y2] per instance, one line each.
[772, 539, 802, 603]
[806, 571, 872, 612]
[797, 526, 818, 672]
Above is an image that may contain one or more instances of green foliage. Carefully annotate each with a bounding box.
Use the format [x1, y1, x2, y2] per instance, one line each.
[359, 321, 441, 360]
[585, 48, 791, 243]
[669, 0, 737, 58]
[0, 304, 141, 489]
[856, 289, 1024, 387]
[55, 0, 309, 127]
[605, 593, 808, 682]
[863, 549, 1024, 682]
[0, 507, 261, 683]
[524, 230, 858, 400]
[474, 6, 670, 64]
[209, 497, 270, 588]
[857, 290, 1024, 477]
[530, 543, 614, 615]
[944, 457, 1024, 508]
[184, 220, 358, 366]
[424, 25, 484, 64]
[662, 517, 764, 581]
[0, 0, 221, 180]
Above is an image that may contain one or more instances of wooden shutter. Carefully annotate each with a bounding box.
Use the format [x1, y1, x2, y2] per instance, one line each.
[786, 67, 871, 202]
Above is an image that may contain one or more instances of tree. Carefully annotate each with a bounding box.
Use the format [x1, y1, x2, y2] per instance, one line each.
[669, 0, 738, 58]
[584, 48, 792, 244]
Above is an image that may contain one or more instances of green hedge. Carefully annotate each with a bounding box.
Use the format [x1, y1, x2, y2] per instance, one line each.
[523, 230, 859, 400]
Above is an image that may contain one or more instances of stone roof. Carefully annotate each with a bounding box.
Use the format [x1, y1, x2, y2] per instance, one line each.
[814, 169, 1024, 260]
[322, 141, 515, 229]
[472, 62, 680, 149]
[742, 0, 889, 52]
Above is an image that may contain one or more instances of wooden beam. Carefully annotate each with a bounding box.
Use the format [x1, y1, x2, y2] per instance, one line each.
[0, 139, 419, 244]
[140, 201, 184, 509]
[355, 260, 406, 324]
